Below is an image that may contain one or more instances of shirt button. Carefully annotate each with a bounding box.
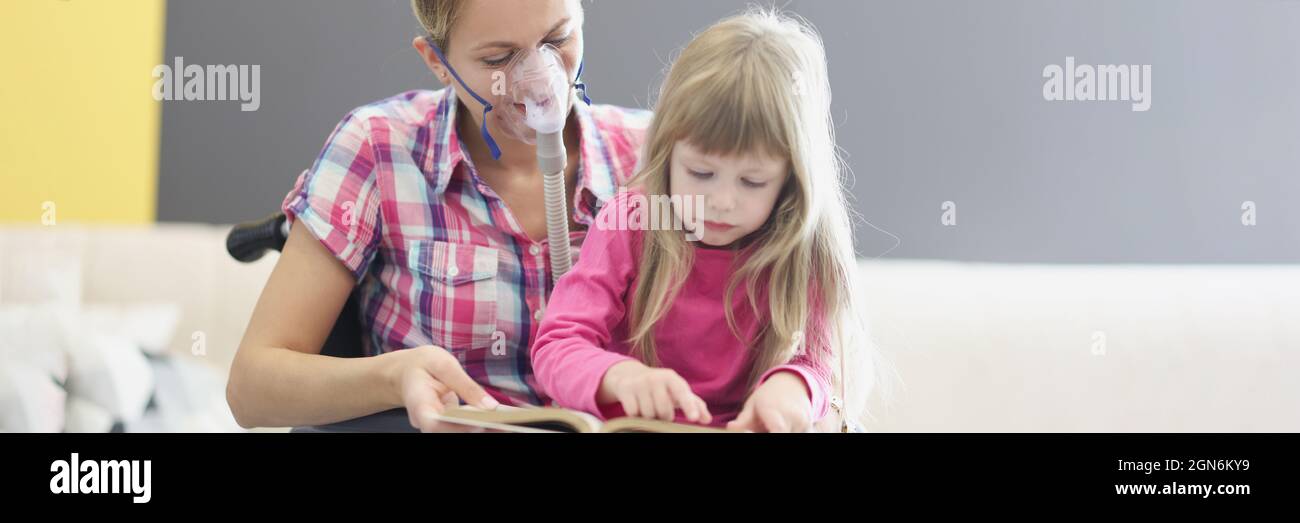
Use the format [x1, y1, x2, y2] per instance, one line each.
[529, 245, 541, 256]
[534, 310, 543, 322]
[446, 266, 459, 278]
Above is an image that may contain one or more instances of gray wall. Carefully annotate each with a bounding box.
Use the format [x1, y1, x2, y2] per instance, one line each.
[158, 0, 1300, 263]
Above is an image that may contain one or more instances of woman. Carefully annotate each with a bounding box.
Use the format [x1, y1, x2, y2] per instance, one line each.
[226, 0, 649, 431]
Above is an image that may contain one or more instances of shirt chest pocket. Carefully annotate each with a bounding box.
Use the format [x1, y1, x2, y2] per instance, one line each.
[406, 240, 500, 350]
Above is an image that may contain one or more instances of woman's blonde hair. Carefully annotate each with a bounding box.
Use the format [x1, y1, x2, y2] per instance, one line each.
[412, 0, 584, 52]
[627, 8, 878, 421]
[411, 0, 467, 51]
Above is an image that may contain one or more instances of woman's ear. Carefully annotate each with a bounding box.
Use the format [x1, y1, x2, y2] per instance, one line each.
[412, 36, 450, 85]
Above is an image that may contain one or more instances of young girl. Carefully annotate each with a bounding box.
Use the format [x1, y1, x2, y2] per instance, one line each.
[530, 10, 872, 432]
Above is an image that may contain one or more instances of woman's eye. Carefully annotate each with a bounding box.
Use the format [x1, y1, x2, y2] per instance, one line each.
[741, 178, 768, 188]
[688, 169, 714, 180]
[483, 51, 515, 67]
[545, 35, 572, 47]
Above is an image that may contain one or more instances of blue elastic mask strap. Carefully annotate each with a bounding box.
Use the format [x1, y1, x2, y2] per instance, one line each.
[427, 38, 502, 160]
[574, 59, 592, 105]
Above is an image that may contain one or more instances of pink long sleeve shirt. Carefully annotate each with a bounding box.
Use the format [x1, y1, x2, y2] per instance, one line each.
[530, 191, 832, 427]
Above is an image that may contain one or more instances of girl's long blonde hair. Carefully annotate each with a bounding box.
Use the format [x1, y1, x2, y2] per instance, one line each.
[627, 9, 877, 421]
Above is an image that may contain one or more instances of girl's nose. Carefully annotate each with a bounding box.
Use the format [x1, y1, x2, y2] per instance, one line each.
[708, 191, 737, 213]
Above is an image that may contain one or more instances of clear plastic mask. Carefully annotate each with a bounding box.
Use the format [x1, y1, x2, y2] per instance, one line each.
[428, 39, 590, 160]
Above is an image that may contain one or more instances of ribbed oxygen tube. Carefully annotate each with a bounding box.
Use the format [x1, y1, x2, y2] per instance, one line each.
[536, 130, 571, 282]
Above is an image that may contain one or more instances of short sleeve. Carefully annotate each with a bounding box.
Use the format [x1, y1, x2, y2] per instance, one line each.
[281, 112, 383, 281]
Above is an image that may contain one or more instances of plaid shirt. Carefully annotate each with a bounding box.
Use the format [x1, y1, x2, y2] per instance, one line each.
[282, 88, 650, 406]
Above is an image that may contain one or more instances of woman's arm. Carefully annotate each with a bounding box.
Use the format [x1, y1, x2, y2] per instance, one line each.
[226, 219, 496, 430]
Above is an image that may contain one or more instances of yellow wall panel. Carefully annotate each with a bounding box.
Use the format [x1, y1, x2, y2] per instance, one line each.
[0, 0, 167, 223]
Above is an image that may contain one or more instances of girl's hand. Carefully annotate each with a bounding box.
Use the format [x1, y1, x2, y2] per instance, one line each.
[726, 371, 814, 433]
[383, 345, 500, 432]
[598, 361, 713, 424]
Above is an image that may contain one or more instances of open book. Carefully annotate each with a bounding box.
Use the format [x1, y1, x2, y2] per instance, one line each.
[433, 405, 729, 433]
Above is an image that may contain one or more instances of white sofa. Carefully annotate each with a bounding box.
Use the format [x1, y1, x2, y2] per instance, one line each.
[859, 260, 1300, 432]
[2, 224, 1296, 432]
[0, 224, 270, 432]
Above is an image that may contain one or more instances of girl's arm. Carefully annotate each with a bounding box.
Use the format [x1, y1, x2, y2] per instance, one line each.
[728, 304, 835, 432]
[532, 213, 710, 423]
[530, 205, 642, 416]
[530, 218, 640, 415]
[758, 325, 833, 421]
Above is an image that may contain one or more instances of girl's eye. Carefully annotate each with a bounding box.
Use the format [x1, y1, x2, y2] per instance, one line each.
[545, 35, 572, 47]
[741, 178, 768, 188]
[688, 169, 714, 180]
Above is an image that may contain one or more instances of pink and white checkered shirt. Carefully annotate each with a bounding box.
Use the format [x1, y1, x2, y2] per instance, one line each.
[282, 88, 650, 406]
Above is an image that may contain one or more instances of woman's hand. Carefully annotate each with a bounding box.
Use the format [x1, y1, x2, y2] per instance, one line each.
[383, 345, 500, 432]
[726, 371, 814, 433]
[597, 361, 712, 424]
